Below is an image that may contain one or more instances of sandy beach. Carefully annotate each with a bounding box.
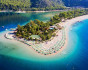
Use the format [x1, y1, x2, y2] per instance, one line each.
[0, 10, 63, 13]
[1, 15, 88, 57]
[58, 15, 88, 52]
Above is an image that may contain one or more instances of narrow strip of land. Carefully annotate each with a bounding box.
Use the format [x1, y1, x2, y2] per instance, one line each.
[5, 14, 88, 55]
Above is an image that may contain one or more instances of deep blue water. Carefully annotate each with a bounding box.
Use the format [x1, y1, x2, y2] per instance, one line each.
[0, 12, 88, 70]
[67, 19, 88, 70]
[0, 12, 59, 32]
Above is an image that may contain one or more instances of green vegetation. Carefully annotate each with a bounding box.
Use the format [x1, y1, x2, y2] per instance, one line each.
[62, 0, 88, 7]
[16, 19, 56, 41]
[16, 9, 88, 41]
[0, 0, 66, 11]
[1, 0, 88, 11]
[0, 0, 31, 11]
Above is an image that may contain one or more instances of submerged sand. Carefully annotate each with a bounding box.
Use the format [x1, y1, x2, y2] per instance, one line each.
[0, 15, 88, 61]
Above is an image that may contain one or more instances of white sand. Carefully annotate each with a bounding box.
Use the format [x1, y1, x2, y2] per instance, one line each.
[57, 15, 88, 52]
[0, 15, 88, 60]
[27, 15, 88, 55]
[5, 27, 65, 55]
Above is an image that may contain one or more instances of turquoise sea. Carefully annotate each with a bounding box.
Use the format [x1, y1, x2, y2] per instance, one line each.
[0, 12, 88, 70]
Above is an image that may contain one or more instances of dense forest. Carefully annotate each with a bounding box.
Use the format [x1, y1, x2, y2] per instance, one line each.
[16, 9, 88, 41]
[0, 0, 31, 11]
[62, 0, 88, 7]
[0, 0, 65, 11]
[0, 0, 88, 11]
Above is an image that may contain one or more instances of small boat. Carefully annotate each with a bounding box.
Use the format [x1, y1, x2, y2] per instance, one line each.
[2, 26, 4, 28]
[6, 29, 8, 31]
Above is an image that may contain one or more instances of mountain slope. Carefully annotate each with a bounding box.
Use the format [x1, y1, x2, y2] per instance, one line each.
[0, 0, 31, 10]
[0, 0, 88, 11]
[0, 0, 64, 10]
[62, 0, 88, 7]
[30, 0, 64, 8]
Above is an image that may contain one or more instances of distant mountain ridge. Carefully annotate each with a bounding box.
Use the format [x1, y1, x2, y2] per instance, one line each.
[63, 0, 88, 7]
[30, 0, 88, 8]
[30, 0, 64, 8]
[0, 0, 88, 11]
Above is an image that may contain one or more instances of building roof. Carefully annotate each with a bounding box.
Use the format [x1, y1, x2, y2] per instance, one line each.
[50, 25, 58, 29]
[29, 35, 40, 39]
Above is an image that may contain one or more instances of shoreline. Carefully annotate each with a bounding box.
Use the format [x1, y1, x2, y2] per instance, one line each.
[0, 10, 63, 13]
[56, 14, 88, 54]
[5, 28, 66, 55]
[2, 14, 88, 56]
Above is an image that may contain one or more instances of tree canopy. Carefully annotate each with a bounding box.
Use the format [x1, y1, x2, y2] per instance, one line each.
[16, 9, 88, 41]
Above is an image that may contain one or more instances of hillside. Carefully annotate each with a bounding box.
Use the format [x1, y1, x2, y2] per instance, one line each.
[0, 0, 31, 10]
[0, 0, 65, 11]
[30, 0, 63, 8]
[62, 0, 88, 7]
[0, 0, 88, 11]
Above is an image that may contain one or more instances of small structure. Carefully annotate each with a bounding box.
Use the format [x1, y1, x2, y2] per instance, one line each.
[61, 19, 66, 22]
[56, 24, 63, 30]
[2, 26, 4, 28]
[29, 35, 41, 40]
[49, 26, 58, 30]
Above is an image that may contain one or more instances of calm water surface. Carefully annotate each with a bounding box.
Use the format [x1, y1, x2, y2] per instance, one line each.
[0, 11, 60, 32]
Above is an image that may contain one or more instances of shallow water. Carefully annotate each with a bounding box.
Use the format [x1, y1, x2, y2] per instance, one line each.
[0, 11, 60, 32]
[0, 12, 88, 70]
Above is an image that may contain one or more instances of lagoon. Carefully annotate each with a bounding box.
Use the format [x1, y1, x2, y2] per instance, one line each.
[0, 12, 88, 70]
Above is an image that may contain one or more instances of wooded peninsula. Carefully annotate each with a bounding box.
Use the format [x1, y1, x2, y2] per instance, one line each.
[15, 9, 88, 41]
